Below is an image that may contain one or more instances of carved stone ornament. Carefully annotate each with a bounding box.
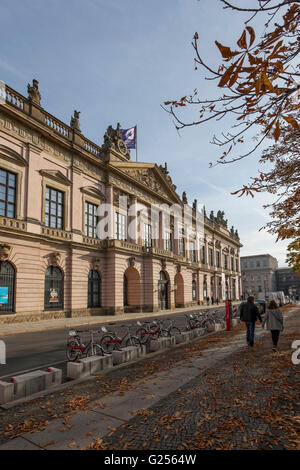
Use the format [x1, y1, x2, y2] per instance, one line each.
[192, 273, 197, 281]
[161, 259, 167, 270]
[92, 257, 101, 271]
[176, 264, 181, 273]
[215, 240, 221, 249]
[70, 110, 81, 132]
[182, 192, 188, 204]
[49, 252, 61, 267]
[0, 244, 11, 261]
[103, 123, 130, 160]
[128, 256, 136, 267]
[27, 79, 41, 106]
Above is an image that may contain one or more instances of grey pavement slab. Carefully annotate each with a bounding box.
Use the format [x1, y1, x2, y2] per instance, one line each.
[18, 410, 124, 450]
[0, 436, 41, 450]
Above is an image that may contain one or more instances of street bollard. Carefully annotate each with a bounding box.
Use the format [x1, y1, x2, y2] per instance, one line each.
[225, 300, 231, 331]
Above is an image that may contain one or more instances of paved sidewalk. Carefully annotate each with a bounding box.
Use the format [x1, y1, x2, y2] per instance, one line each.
[0, 305, 298, 450]
[0, 302, 237, 337]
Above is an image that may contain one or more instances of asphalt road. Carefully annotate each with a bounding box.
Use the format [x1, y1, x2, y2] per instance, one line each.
[0, 306, 227, 379]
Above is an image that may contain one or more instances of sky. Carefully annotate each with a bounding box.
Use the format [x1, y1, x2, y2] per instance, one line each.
[0, 0, 290, 266]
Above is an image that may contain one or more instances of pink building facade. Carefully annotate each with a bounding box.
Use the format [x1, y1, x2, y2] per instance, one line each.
[0, 81, 242, 322]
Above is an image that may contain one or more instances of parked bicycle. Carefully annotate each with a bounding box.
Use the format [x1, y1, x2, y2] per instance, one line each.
[100, 323, 142, 353]
[162, 318, 182, 337]
[184, 313, 201, 331]
[192, 311, 215, 332]
[136, 320, 168, 344]
[66, 329, 104, 361]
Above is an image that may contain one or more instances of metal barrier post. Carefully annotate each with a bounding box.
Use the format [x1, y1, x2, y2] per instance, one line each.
[225, 300, 231, 331]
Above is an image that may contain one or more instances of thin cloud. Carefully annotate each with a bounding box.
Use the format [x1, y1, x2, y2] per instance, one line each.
[0, 57, 27, 81]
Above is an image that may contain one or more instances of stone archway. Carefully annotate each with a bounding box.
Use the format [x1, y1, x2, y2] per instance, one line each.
[174, 272, 184, 308]
[123, 266, 141, 313]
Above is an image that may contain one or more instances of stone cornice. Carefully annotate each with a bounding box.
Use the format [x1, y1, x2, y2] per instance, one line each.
[80, 185, 105, 200]
[39, 169, 72, 186]
[0, 144, 28, 166]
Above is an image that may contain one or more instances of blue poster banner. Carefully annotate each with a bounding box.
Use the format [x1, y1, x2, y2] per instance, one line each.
[0, 287, 8, 304]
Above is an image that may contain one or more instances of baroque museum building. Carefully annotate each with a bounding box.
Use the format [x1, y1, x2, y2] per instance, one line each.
[0, 80, 242, 321]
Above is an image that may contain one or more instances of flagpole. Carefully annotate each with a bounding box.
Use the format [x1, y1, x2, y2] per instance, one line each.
[136, 124, 138, 162]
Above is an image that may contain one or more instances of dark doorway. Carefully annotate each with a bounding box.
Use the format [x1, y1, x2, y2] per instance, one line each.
[158, 271, 169, 310]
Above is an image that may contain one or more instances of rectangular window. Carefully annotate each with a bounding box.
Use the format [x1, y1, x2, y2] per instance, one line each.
[190, 240, 196, 262]
[114, 212, 127, 241]
[236, 259, 239, 272]
[201, 246, 205, 264]
[209, 248, 214, 266]
[144, 223, 152, 247]
[164, 232, 172, 251]
[0, 168, 16, 219]
[224, 255, 228, 270]
[231, 257, 234, 271]
[85, 202, 98, 238]
[179, 238, 185, 257]
[45, 187, 64, 229]
[216, 251, 220, 268]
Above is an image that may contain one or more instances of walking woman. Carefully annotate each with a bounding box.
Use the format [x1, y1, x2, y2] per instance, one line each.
[262, 300, 284, 352]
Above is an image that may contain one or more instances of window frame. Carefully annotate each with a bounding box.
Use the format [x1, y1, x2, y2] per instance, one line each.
[0, 168, 17, 219]
[45, 186, 64, 230]
[115, 211, 127, 241]
[143, 222, 152, 247]
[85, 201, 98, 238]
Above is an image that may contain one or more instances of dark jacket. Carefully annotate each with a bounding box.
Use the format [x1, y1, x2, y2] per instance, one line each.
[239, 301, 262, 323]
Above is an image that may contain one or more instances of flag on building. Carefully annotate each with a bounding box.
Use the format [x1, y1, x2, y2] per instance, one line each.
[120, 126, 137, 149]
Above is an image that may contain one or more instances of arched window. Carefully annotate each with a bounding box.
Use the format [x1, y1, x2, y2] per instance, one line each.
[192, 280, 197, 301]
[44, 266, 63, 310]
[88, 270, 101, 308]
[0, 261, 15, 313]
[123, 274, 128, 307]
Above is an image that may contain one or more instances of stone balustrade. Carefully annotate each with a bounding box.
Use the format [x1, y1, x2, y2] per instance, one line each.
[41, 226, 72, 241]
[44, 114, 69, 138]
[0, 217, 27, 232]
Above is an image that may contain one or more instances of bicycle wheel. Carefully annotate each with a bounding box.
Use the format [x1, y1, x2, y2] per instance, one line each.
[66, 341, 81, 362]
[100, 335, 116, 353]
[86, 344, 104, 357]
[126, 336, 142, 348]
[169, 326, 181, 336]
[206, 320, 215, 332]
[159, 329, 171, 338]
[136, 328, 149, 344]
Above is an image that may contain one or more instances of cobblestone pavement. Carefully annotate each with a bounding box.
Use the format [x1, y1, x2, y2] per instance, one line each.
[0, 305, 299, 450]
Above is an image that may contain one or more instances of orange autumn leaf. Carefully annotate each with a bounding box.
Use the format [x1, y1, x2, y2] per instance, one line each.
[282, 115, 299, 130]
[273, 120, 281, 141]
[215, 40, 239, 59]
[237, 30, 247, 49]
[246, 26, 256, 47]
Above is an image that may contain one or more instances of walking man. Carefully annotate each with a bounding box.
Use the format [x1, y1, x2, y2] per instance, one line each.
[239, 296, 262, 347]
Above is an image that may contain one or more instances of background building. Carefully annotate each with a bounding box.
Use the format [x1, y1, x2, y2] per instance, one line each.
[276, 268, 300, 299]
[241, 254, 278, 299]
[0, 80, 242, 322]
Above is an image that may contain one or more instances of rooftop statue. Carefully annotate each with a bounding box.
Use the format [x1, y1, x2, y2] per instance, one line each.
[182, 191, 188, 204]
[70, 110, 81, 132]
[27, 79, 41, 106]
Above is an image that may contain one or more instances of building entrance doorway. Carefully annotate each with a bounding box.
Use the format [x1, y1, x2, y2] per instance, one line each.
[158, 271, 169, 310]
